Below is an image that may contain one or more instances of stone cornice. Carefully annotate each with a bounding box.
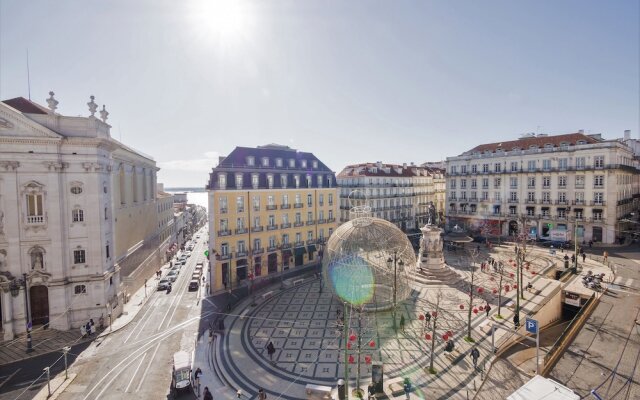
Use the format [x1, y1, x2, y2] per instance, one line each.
[0, 161, 20, 171]
[0, 137, 62, 145]
[0, 104, 63, 139]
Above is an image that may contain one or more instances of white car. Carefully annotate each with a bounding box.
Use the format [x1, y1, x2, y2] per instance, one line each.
[167, 271, 179, 282]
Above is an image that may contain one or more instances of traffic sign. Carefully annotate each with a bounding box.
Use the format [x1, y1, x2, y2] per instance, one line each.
[204, 250, 209, 257]
[525, 318, 538, 334]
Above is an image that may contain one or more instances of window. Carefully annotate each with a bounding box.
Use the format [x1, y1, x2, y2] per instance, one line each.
[510, 192, 517, 201]
[295, 213, 302, 224]
[319, 210, 325, 220]
[301, 160, 307, 168]
[471, 179, 477, 189]
[328, 210, 333, 220]
[317, 175, 323, 187]
[594, 175, 604, 188]
[267, 173, 274, 189]
[269, 236, 276, 248]
[106, 243, 110, 259]
[494, 192, 501, 201]
[74, 285, 87, 295]
[482, 191, 489, 200]
[295, 232, 302, 243]
[72, 208, 84, 222]
[282, 214, 289, 225]
[451, 165, 458, 174]
[576, 157, 586, 169]
[482, 164, 489, 173]
[494, 178, 501, 188]
[558, 176, 567, 188]
[281, 174, 288, 189]
[542, 192, 551, 202]
[326, 175, 333, 188]
[119, 165, 126, 204]
[236, 196, 244, 212]
[235, 174, 243, 188]
[593, 210, 603, 221]
[253, 216, 260, 228]
[557, 209, 566, 219]
[73, 250, 86, 264]
[71, 185, 83, 194]
[482, 178, 489, 189]
[461, 165, 467, 174]
[254, 238, 261, 250]
[251, 174, 259, 189]
[268, 215, 275, 227]
[594, 156, 604, 168]
[450, 180, 457, 189]
[219, 196, 228, 213]
[282, 194, 289, 206]
[541, 208, 550, 217]
[542, 159, 551, 170]
[104, 207, 108, 220]
[236, 217, 245, 229]
[510, 177, 517, 188]
[527, 177, 535, 188]
[289, 159, 295, 168]
[542, 176, 551, 188]
[253, 196, 260, 211]
[218, 173, 226, 190]
[282, 234, 289, 244]
[319, 194, 324, 206]
[246, 156, 255, 166]
[594, 192, 604, 204]
[267, 195, 275, 207]
[510, 162, 518, 172]
[461, 179, 467, 189]
[575, 192, 584, 204]
[575, 175, 585, 188]
[26, 193, 44, 223]
[527, 160, 536, 171]
[328, 194, 333, 205]
[307, 194, 313, 206]
[276, 158, 283, 167]
[307, 212, 313, 222]
[558, 158, 568, 170]
[312, 160, 318, 169]
[307, 231, 313, 241]
[262, 157, 269, 167]
[558, 192, 566, 203]
[237, 240, 246, 253]
[494, 163, 501, 173]
[306, 174, 312, 187]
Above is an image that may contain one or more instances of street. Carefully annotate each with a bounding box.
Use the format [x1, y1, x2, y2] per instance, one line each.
[54, 234, 209, 400]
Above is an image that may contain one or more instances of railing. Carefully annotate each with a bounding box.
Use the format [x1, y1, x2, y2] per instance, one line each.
[507, 199, 519, 203]
[281, 243, 292, 249]
[235, 251, 248, 258]
[306, 220, 315, 225]
[280, 223, 291, 229]
[26, 215, 44, 224]
[235, 228, 248, 234]
[252, 248, 265, 255]
[307, 202, 313, 207]
[219, 208, 228, 214]
[294, 241, 305, 248]
[590, 201, 606, 206]
[294, 222, 304, 227]
[267, 225, 278, 231]
[294, 203, 304, 208]
[317, 219, 326, 224]
[217, 253, 232, 260]
[555, 200, 569, 205]
[237, 207, 245, 213]
[217, 229, 231, 236]
[280, 204, 291, 209]
[253, 206, 260, 212]
[327, 218, 336, 223]
[525, 199, 537, 204]
[572, 200, 585, 205]
[251, 226, 264, 233]
[267, 246, 278, 252]
[266, 204, 277, 210]
[306, 239, 316, 245]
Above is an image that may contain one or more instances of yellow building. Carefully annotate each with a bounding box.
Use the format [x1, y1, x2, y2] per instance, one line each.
[206, 144, 338, 292]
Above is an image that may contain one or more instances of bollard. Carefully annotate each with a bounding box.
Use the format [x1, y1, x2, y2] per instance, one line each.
[44, 367, 51, 396]
[26, 332, 33, 353]
[63, 346, 71, 380]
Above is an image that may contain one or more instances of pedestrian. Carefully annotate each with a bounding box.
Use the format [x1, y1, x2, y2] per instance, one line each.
[403, 378, 411, 400]
[582, 252, 586, 263]
[485, 303, 491, 317]
[266, 341, 276, 361]
[258, 388, 267, 400]
[203, 386, 213, 400]
[513, 313, 520, 329]
[80, 324, 87, 338]
[589, 240, 593, 249]
[603, 251, 608, 263]
[209, 329, 213, 343]
[470, 347, 480, 369]
[86, 321, 92, 336]
[368, 382, 376, 400]
[399, 315, 406, 332]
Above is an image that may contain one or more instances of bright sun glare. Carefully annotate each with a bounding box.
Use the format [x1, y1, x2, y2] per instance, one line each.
[189, 0, 252, 41]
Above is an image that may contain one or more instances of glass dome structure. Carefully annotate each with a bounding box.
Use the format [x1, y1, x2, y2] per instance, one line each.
[322, 201, 416, 311]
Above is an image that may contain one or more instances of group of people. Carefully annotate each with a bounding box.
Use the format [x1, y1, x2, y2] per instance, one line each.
[80, 318, 97, 337]
[481, 257, 503, 273]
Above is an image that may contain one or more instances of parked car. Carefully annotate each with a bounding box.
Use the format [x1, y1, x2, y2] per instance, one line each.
[167, 271, 179, 282]
[170, 266, 181, 275]
[157, 278, 170, 290]
[188, 279, 199, 291]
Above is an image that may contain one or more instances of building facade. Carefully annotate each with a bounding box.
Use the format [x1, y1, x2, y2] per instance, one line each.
[0, 93, 162, 339]
[445, 132, 640, 244]
[206, 144, 338, 293]
[336, 162, 446, 231]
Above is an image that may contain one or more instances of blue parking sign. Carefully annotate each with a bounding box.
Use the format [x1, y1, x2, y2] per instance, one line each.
[525, 318, 538, 334]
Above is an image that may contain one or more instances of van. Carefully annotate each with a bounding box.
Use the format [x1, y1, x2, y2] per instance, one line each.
[171, 351, 191, 395]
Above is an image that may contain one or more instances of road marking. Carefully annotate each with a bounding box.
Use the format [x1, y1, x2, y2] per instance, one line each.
[135, 342, 161, 393]
[0, 368, 21, 390]
[123, 292, 162, 344]
[91, 353, 141, 399]
[124, 352, 147, 393]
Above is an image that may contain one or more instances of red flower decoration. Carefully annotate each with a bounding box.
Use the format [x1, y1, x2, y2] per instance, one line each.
[479, 306, 484, 311]
[509, 259, 513, 263]
[425, 333, 432, 340]
[505, 285, 510, 291]
[473, 308, 478, 314]
[513, 284, 518, 289]
[490, 277, 495, 281]
[447, 330, 453, 337]
[419, 314, 425, 321]
[348, 355, 355, 364]
[432, 311, 438, 317]
[365, 355, 372, 364]
[349, 334, 356, 342]
[347, 342, 352, 350]
[510, 273, 515, 278]
[369, 340, 375, 348]
[492, 288, 498, 294]
[532, 271, 537, 275]
[459, 304, 464, 310]
[477, 287, 484, 294]
[442, 334, 449, 341]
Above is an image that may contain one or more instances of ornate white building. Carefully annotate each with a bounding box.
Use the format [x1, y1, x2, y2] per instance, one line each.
[0, 93, 163, 339]
[337, 162, 446, 231]
[445, 131, 640, 244]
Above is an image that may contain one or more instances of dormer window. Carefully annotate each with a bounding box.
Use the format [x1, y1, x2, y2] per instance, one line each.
[262, 157, 269, 167]
[306, 174, 312, 187]
[246, 156, 255, 166]
[529, 145, 538, 150]
[235, 173, 243, 188]
[560, 142, 569, 149]
[544, 143, 553, 149]
[326, 175, 333, 188]
[218, 174, 227, 190]
[317, 175, 322, 188]
[312, 160, 318, 169]
[289, 159, 295, 168]
[251, 174, 259, 189]
[276, 158, 283, 167]
[281, 174, 287, 188]
[576, 140, 586, 145]
[301, 160, 307, 168]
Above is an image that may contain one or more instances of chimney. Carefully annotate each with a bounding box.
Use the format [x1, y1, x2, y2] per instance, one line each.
[410, 162, 415, 166]
[624, 130, 631, 140]
[578, 129, 584, 134]
[376, 161, 382, 168]
[403, 163, 407, 169]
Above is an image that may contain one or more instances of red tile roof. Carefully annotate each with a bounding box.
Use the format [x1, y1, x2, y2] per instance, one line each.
[2, 97, 49, 114]
[462, 133, 600, 155]
[337, 163, 442, 178]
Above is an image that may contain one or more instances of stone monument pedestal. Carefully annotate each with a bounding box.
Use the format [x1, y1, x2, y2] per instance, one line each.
[415, 223, 462, 284]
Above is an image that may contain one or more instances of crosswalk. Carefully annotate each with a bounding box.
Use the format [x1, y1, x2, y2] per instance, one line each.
[613, 276, 639, 290]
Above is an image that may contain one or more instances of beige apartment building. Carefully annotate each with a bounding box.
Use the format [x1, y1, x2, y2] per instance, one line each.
[445, 131, 640, 244]
[206, 144, 338, 293]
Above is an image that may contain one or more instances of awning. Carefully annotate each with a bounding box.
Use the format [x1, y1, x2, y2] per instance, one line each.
[282, 249, 292, 259]
[294, 247, 306, 256]
[307, 244, 317, 253]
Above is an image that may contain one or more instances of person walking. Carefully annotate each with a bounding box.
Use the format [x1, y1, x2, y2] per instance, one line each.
[603, 251, 608, 263]
[403, 378, 412, 400]
[485, 303, 491, 318]
[368, 382, 376, 400]
[582, 252, 586, 263]
[203, 386, 213, 400]
[513, 313, 520, 329]
[266, 341, 276, 362]
[470, 347, 480, 369]
[258, 388, 267, 400]
[399, 315, 406, 332]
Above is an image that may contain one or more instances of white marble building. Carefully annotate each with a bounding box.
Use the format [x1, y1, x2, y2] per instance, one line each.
[0, 93, 160, 339]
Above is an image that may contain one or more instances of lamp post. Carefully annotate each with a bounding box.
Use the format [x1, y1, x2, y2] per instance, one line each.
[386, 253, 404, 332]
[10, 274, 32, 353]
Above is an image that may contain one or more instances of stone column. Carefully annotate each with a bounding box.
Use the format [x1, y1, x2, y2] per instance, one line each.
[2, 289, 15, 340]
[418, 224, 445, 270]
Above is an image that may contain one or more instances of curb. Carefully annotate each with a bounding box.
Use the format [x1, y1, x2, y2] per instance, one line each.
[32, 372, 77, 400]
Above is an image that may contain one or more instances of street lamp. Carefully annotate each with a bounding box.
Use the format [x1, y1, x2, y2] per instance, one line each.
[386, 254, 404, 332]
[9, 273, 33, 353]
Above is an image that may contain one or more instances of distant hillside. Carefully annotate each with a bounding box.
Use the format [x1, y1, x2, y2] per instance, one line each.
[165, 187, 206, 193]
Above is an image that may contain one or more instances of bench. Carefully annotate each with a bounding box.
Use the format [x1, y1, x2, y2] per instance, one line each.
[305, 383, 332, 399]
[239, 308, 250, 320]
[387, 377, 406, 397]
[261, 291, 274, 300]
[479, 320, 493, 335]
[445, 349, 464, 364]
[293, 278, 304, 286]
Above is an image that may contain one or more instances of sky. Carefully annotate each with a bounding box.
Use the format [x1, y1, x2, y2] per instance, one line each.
[1, 0, 638, 188]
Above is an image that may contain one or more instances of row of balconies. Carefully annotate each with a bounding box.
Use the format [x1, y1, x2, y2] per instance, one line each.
[448, 198, 607, 206]
[448, 210, 606, 223]
[448, 163, 636, 176]
[218, 220, 334, 237]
